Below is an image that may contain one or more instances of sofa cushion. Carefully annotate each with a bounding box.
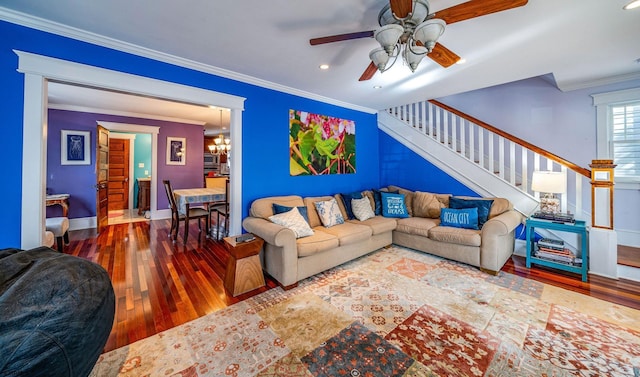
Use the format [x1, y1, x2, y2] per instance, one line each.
[413, 191, 450, 218]
[440, 207, 479, 230]
[348, 216, 397, 235]
[428, 226, 482, 247]
[351, 196, 375, 221]
[297, 231, 340, 257]
[304, 196, 335, 228]
[449, 197, 494, 228]
[395, 217, 440, 238]
[381, 192, 410, 218]
[362, 191, 376, 213]
[454, 196, 512, 219]
[388, 185, 414, 216]
[268, 207, 314, 238]
[251, 196, 304, 219]
[314, 222, 372, 247]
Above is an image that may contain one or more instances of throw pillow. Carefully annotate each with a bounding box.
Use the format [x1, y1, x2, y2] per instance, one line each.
[380, 192, 410, 218]
[371, 189, 384, 215]
[440, 207, 479, 230]
[339, 191, 363, 220]
[449, 197, 494, 228]
[268, 207, 314, 238]
[314, 198, 345, 227]
[272, 203, 310, 224]
[351, 196, 375, 221]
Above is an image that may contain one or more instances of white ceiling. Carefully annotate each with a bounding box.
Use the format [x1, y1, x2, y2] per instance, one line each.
[3, 0, 640, 120]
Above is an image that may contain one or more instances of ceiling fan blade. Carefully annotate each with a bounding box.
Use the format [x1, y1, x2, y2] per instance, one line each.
[433, 0, 528, 25]
[310, 31, 374, 45]
[358, 62, 378, 81]
[427, 43, 460, 68]
[390, 0, 413, 18]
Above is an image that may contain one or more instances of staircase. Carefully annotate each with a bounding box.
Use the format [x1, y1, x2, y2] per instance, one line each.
[378, 99, 592, 222]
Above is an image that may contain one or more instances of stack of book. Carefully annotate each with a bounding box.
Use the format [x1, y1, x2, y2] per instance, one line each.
[535, 238, 577, 265]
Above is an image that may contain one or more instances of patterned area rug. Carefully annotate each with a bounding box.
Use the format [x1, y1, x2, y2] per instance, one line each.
[90, 246, 640, 376]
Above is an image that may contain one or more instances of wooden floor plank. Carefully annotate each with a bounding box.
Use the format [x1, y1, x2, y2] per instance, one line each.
[65, 220, 640, 353]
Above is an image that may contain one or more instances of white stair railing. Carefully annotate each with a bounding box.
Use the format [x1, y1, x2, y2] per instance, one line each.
[386, 100, 592, 221]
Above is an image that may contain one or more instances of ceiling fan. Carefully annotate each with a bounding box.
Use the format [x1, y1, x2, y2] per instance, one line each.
[310, 0, 528, 81]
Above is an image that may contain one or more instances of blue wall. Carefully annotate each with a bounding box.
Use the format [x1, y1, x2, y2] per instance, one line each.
[0, 20, 380, 248]
[378, 132, 477, 196]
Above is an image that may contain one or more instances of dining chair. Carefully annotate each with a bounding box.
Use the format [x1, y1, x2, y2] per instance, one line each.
[162, 180, 209, 242]
[209, 178, 229, 240]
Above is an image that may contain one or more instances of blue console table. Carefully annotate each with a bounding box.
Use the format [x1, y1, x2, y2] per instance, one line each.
[525, 218, 588, 282]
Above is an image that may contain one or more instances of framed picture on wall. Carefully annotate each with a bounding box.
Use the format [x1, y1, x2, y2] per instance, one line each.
[61, 130, 91, 165]
[166, 137, 186, 165]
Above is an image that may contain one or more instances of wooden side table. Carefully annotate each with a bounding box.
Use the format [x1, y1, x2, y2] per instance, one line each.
[223, 235, 265, 296]
[46, 194, 70, 217]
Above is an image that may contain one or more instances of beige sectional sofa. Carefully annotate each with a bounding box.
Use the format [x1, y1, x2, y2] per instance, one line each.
[242, 187, 523, 289]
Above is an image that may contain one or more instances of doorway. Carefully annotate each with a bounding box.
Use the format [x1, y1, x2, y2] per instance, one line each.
[108, 132, 150, 225]
[18, 50, 245, 249]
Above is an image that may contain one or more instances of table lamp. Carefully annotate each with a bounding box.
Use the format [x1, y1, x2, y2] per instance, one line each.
[531, 171, 566, 214]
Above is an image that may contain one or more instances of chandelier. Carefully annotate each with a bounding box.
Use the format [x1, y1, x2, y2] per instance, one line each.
[208, 108, 231, 155]
[369, 0, 446, 74]
[208, 133, 230, 155]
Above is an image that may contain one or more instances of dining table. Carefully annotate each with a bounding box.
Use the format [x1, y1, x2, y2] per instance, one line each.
[172, 187, 226, 215]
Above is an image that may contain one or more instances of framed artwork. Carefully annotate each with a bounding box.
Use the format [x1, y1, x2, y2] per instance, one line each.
[289, 109, 356, 175]
[61, 130, 91, 165]
[166, 137, 186, 165]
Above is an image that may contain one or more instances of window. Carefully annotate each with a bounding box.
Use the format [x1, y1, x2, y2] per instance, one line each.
[611, 101, 640, 179]
[593, 87, 640, 189]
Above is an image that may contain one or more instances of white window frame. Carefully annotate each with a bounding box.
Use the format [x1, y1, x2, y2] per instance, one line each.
[592, 87, 640, 190]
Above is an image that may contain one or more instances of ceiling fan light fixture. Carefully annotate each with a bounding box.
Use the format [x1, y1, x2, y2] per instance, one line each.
[413, 18, 446, 52]
[374, 24, 404, 54]
[369, 47, 390, 71]
[409, 1, 430, 25]
[404, 45, 428, 72]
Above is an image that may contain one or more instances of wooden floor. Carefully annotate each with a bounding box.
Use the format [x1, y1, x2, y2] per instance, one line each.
[65, 220, 640, 354]
[619, 244, 640, 268]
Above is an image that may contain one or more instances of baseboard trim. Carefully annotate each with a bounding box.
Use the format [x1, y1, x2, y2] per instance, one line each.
[617, 229, 640, 248]
[618, 264, 640, 282]
[69, 217, 96, 231]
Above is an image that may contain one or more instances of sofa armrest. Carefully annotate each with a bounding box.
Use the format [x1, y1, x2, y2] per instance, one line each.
[480, 209, 524, 273]
[242, 217, 296, 247]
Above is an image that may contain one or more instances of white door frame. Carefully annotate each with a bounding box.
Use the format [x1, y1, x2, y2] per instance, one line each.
[16, 50, 246, 249]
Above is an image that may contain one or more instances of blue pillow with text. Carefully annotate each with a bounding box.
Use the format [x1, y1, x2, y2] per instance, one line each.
[449, 197, 494, 228]
[440, 207, 479, 230]
[381, 192, 409, 218]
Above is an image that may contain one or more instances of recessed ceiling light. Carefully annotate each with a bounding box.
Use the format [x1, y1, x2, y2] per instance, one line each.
[373, 85, 382, 89]
[624, 0, 640, 9]
[319, 64, 330, 70]
[456, 58, 467, 65]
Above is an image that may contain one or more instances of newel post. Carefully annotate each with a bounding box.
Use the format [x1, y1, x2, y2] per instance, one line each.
[588, 159, 618, 279]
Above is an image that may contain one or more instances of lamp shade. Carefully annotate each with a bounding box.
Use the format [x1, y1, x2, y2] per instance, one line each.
[531, 171, 566, 194]
[404, 45, 428, 72]
[369, 47, 390, 71]
[374, 24, 404, 54]
[413, 18, 446, 52]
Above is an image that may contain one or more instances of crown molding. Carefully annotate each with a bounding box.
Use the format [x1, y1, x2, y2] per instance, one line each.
[48, 103, 206, 125]
[557, 71, 640, 92]
[0, 7, 377, 114]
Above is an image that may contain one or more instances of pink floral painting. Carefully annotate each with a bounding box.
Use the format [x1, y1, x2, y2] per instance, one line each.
[289, 109, 356, 175]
